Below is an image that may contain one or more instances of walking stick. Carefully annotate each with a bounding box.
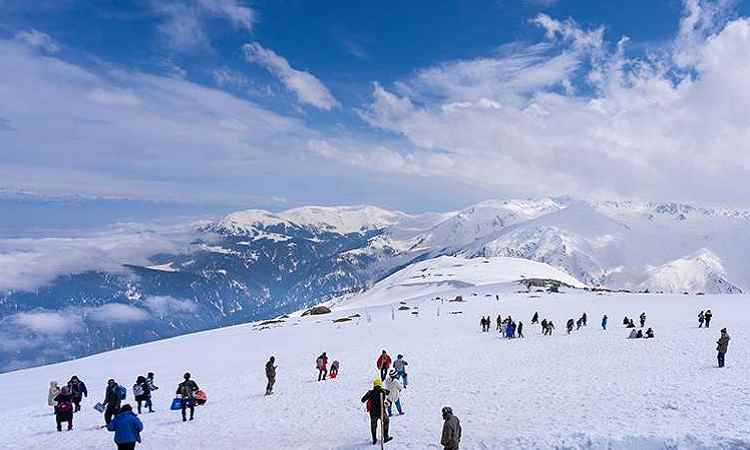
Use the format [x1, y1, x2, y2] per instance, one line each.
[380, 391, 385, 450]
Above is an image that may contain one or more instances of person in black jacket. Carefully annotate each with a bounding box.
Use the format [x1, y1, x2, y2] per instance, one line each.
[133, 376, 151, 414]
[360, 378, 392, 445]
[102, 379, 122, 426]
[145, 372, 158, 413]
[176, 373, 199, 422]
[67, 375, 87, 412]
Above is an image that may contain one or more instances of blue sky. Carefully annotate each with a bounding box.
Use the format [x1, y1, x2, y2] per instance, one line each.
[1, 0, 750, 220]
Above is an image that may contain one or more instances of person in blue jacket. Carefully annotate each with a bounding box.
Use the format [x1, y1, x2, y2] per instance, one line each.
[601, 314, 608, 330]
[107, 404, 143, 450]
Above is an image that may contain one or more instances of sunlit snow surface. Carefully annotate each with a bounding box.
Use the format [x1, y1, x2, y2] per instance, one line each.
[1, 282, 747, 449]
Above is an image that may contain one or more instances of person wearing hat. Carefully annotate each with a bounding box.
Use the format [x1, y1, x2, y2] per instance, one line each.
[441, 406, 462, 450]
[67, 375, 87, 412]
[176, 372, 199, 422]
[385, 370, 404, 416]
[102, 379, 123, 426]
[717, 328, 731, 368]
[107, 404, 143, 450]
[360, 378, 393, 445]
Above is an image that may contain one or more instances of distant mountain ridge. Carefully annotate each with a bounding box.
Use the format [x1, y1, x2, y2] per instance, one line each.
[2, 198, 748, 372]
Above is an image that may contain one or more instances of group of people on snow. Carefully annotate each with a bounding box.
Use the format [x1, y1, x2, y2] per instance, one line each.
[315, 352, 341, 381]
[45, 370, 207, 449]
[482, 314, 524, 338]
[698, 310, 713, 328]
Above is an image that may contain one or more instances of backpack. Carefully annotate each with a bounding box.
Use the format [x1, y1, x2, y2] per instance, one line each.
[115, 385, 127, 400]
[133, 384, 145, 397]
[316, 357, 324, 369]
[56, 401, 73, 414]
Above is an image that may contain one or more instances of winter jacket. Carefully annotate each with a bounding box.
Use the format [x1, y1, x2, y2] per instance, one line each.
[54, 391, 74, 418]
[316, 354, 328, 369]
[67, 380, 87, 400]
[393, 358, 408, 372]
[377, 354, 392, 370]
[103, 384, 122, 408]
[266, 360, 277, 379]
[361, 386, 389, 418]
[48, 383, 61, 407]
[177, 379, 199, 399]
[717, 334, 731, 353]
[385, 378, 402, 403]
[107, 410, 143, 444]
[441, 413, 462, 449]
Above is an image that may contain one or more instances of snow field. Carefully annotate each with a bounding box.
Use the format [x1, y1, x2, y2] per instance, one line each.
[1, 287, 748, 449]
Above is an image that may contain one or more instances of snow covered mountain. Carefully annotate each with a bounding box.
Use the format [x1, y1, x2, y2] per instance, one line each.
[3, 199, 749, 372]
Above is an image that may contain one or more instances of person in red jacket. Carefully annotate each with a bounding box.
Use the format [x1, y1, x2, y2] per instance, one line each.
[376, 350, 392, 381]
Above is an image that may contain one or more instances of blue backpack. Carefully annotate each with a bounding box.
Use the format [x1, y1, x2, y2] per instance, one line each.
[115, 385, 127, 400]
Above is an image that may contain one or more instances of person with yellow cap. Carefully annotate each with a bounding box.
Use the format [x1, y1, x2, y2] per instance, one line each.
[360, 378, 393, 445]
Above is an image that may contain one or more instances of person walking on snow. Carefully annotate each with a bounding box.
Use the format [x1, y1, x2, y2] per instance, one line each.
[582, 313, 588, 326]
[48, 381, 61, 409]
[496, 315, 503, 331]
[144, 373, 157, 413]
[441, 406, 462, 450]
[531, 312, 539, 324]
[330, 360, 340, 379]
[716, 328, 730, 368]
[67, 376, 87, 412]
[704, 310, 713, 328]
[566, 319, 575, 334]
[102, 379, 123, 426]
[540, 319, 548, 335]
[265, 356, 277, 395]
[316, 352, 328, 381]
[548, 321, 555, 335]
[54, 386, 74, 431]
[698, 311, 705, 328]
[176, 372, 199, 422]
[644, 328, 654, 339]
[361, 378, 393, 445]
[601, 315, 608, 331]
[517, 321, 524, 338]
[576, 317, 583, 331]
[385, 370, 404, 416]
[639, 312, 647, 328]
[377, 350, 392, 381]
[393, 354, 408, 388]
[133, 376, 150, 414]
[107, 404, 143, 450]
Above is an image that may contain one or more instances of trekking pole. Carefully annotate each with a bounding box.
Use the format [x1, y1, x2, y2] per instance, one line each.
[380, 391, 385, 450]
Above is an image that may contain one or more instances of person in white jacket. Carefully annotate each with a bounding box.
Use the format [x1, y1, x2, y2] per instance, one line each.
[385, 370, 404, 416]
[48, 381, 61, 408]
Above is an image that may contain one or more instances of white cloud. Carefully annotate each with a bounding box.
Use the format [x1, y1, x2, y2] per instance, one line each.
[87, 303, 150, 324]
[349, 1, 750, 206]
[0, 222, 198, 291]
[212, 67, 249, 88]
[0, 37, 319, 203]
[156, 0, 254, 52]
[144, 296, 198, 315]
[243, 42, 339, 110]
[14, 311, 82, 334]
[14, 29, 59, 53]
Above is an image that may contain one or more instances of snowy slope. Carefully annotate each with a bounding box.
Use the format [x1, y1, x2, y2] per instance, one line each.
[2, 282, 749, 449]
[329, 255, 584, 310]
[639, 249, 742, 294]
[410, 198, 565, 251]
